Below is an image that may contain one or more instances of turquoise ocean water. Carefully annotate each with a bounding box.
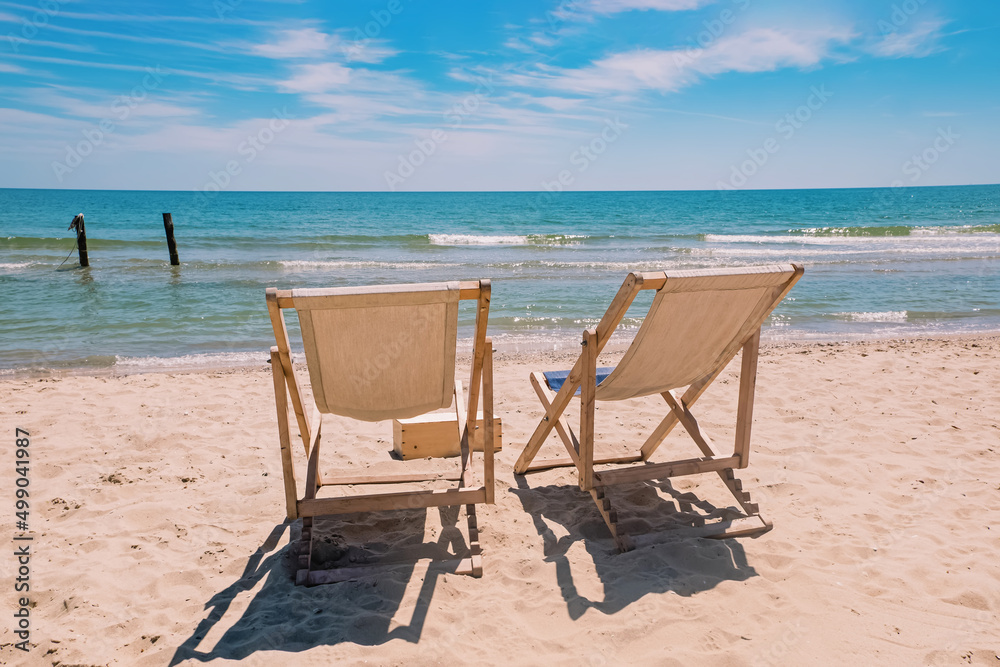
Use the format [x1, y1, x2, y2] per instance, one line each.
[1, 185, 998, 372]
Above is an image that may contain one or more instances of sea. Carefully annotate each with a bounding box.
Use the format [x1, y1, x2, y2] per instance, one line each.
[1, 185, 998, 373]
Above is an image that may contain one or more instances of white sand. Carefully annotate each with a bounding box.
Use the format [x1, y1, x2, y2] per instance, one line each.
[1, 335, 998, 665]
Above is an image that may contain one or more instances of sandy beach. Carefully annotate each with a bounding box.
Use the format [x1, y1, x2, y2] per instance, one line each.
[4, 0, 998, 663]
[2, 335, 998, 666]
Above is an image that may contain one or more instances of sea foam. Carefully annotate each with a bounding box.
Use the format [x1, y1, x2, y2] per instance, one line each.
[837, 311, 908, 323]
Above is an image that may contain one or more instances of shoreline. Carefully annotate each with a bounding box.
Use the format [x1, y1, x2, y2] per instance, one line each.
[2, 328, 998, 380]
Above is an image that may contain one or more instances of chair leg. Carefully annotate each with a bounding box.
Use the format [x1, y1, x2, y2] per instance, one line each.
[579, 330, 598, 491]
[697, 469, 772, 539]
[460, 503, 484, 577]
[719, 469, 767, 516]
[295, 517, 313, 586]
[588, 488, 634, 553]
[734, 329, 760, 469]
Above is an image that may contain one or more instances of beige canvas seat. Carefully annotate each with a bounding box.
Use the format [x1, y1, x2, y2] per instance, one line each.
[514, 264, 804, 551]
[266, 280, 494, 584]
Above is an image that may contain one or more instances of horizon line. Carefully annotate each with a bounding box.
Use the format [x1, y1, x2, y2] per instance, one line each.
[2, 182, 998, 195]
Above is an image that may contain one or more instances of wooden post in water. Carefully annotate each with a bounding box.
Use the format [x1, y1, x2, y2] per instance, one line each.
[69, 213, 89, 267]
[162, 213, 179, 266]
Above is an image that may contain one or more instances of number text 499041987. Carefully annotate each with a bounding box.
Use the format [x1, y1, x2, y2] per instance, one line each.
[14, 427, 32, 653]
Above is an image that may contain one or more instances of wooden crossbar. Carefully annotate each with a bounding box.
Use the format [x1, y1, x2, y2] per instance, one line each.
[271, 280, 486, 308]
[593, 455, 740, 487]
[298, 487, 488, 517]
[320, 472, 462, 486]
[523, 455, 643, 474]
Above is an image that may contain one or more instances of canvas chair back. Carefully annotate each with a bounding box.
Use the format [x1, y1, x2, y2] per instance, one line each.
[594, 265, 799, 402]
[292, 282, 460, 421]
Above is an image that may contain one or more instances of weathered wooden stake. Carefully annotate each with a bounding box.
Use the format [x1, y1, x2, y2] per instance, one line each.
[69, 213, 89, 267]
[162, 213, 179, 266]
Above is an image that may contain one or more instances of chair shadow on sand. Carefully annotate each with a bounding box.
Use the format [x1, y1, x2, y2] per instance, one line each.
[509, 475, 759, 620]
[170, 504, 473, 664]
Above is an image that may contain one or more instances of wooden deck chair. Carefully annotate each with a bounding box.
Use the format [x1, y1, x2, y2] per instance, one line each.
[266, 280, 495, 585]
[514, 264, 804, 552]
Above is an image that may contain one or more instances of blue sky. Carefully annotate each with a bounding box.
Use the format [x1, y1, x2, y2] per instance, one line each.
[1, 0, 997, 191]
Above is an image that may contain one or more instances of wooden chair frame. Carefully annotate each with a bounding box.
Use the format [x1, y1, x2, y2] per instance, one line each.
[514, 266, 804, 551]
[266, 280, 494, 584]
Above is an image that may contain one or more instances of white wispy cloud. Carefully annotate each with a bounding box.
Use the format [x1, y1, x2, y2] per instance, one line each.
[278, 62, 352, 93]
[0, 61, 27, 73]
[3, 53, 272, 88]
[0, 7, 271, 25]
[869, 19, 948, 58]
[252, 28, 331, 59]
[3, 38, 97, 53]
[121, 101, 201, 119]
[26, 88, 135, 119]
[503, 37, 533, 52]
[0, 107, 81, 158]
[1, 20, 230, 53]
[289, 68, 431, 122]
[528, 33, 558, 47]
[511, 94, 587, 111]
[545, 0, 714, 23]
[249, 26, 398, 63]
[659, 107, 768, 125]
[505, 26, 853, 95]
[12, 85, 202, 129]
[338, 39, 398, 64]
[587, 0, 715, 13]
[511, 0, 714, 52]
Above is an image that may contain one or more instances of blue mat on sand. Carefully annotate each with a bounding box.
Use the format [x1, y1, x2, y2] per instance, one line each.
[543, 367, 616, 395]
